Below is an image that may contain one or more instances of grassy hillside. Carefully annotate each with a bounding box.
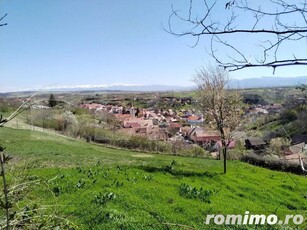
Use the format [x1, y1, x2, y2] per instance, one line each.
[1, 127, 307, 229]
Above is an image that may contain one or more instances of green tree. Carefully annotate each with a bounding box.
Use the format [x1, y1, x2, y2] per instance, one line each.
[48, 94, 57, 108]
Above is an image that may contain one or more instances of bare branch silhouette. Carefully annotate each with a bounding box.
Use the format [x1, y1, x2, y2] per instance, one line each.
[0, 13, 7, 27]
[166, 0, 307, 71]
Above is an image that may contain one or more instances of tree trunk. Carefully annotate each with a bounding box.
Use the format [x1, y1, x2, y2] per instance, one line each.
[223, 146, 227, 174]
[0, 153, 10, 230]
[221, 137, 227, 174]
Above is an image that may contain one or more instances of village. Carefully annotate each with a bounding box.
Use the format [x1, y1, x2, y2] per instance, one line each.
[77, 91, 307, 167]
[1, 88, 307, 171]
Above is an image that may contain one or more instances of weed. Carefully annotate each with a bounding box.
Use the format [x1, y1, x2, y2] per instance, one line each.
[52, 186, 61, 197]
[93, 192, 116, 206]
[143, 174, 153, 181]
[179, 183, 220, 203]
[76, 179, 85, 189]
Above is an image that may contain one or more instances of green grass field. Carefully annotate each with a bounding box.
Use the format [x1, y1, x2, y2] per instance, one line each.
[1, 127, 307, 229]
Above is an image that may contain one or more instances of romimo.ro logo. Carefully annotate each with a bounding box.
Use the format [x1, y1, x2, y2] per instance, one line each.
[205, 211, 304, 225]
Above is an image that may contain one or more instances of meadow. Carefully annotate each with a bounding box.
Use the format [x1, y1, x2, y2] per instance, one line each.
[1, 127, 307, 229]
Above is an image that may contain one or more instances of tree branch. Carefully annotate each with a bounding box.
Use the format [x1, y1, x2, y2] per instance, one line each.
[167, 0, 307, 71]
[0, 13, 7, 27]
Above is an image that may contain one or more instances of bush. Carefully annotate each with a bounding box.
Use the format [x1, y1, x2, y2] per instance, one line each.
[280, 109, 298, 122]
[63, 111, 79, 136]
[241, 153, 305, 175]
[267, 137, 290, 155]
[72, 107, 89, 115]
[181, 145, 207, 157]
[27, 110, 80, 135]
[0, 104, 13, 113]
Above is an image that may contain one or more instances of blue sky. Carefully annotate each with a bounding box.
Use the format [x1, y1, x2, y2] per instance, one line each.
[1, 1, 306, 92]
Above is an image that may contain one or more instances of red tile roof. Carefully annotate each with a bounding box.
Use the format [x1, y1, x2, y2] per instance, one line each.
[187, 115, 200, 121]
[216, 140, 236, 149]
[169, 123, 182, 128]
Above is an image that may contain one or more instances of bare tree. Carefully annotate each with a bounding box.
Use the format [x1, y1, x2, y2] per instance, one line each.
[167, 1, 307, 72]
[194, 66, 242, 174]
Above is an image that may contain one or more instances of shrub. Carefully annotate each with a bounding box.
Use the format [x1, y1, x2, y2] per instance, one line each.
[72, 107, 89, 115]
[63, 111, 79, 136]
[267, 137, 290, 155]
[183, 145, 207, 157]
[280, 109, 298, 122]
[0, 104, 13, 113]
[241, 153, 305, 175]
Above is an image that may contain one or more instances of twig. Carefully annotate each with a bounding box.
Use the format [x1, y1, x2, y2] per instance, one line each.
[0, 153, 11, 230]
[167, 0, 307, 71]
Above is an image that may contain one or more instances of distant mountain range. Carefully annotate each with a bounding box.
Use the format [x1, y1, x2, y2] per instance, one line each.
[42, 84, 192, 92]
[228, 76, 307, 89]
[1, 76, 307, 95]
[37, 76, 307, 91]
